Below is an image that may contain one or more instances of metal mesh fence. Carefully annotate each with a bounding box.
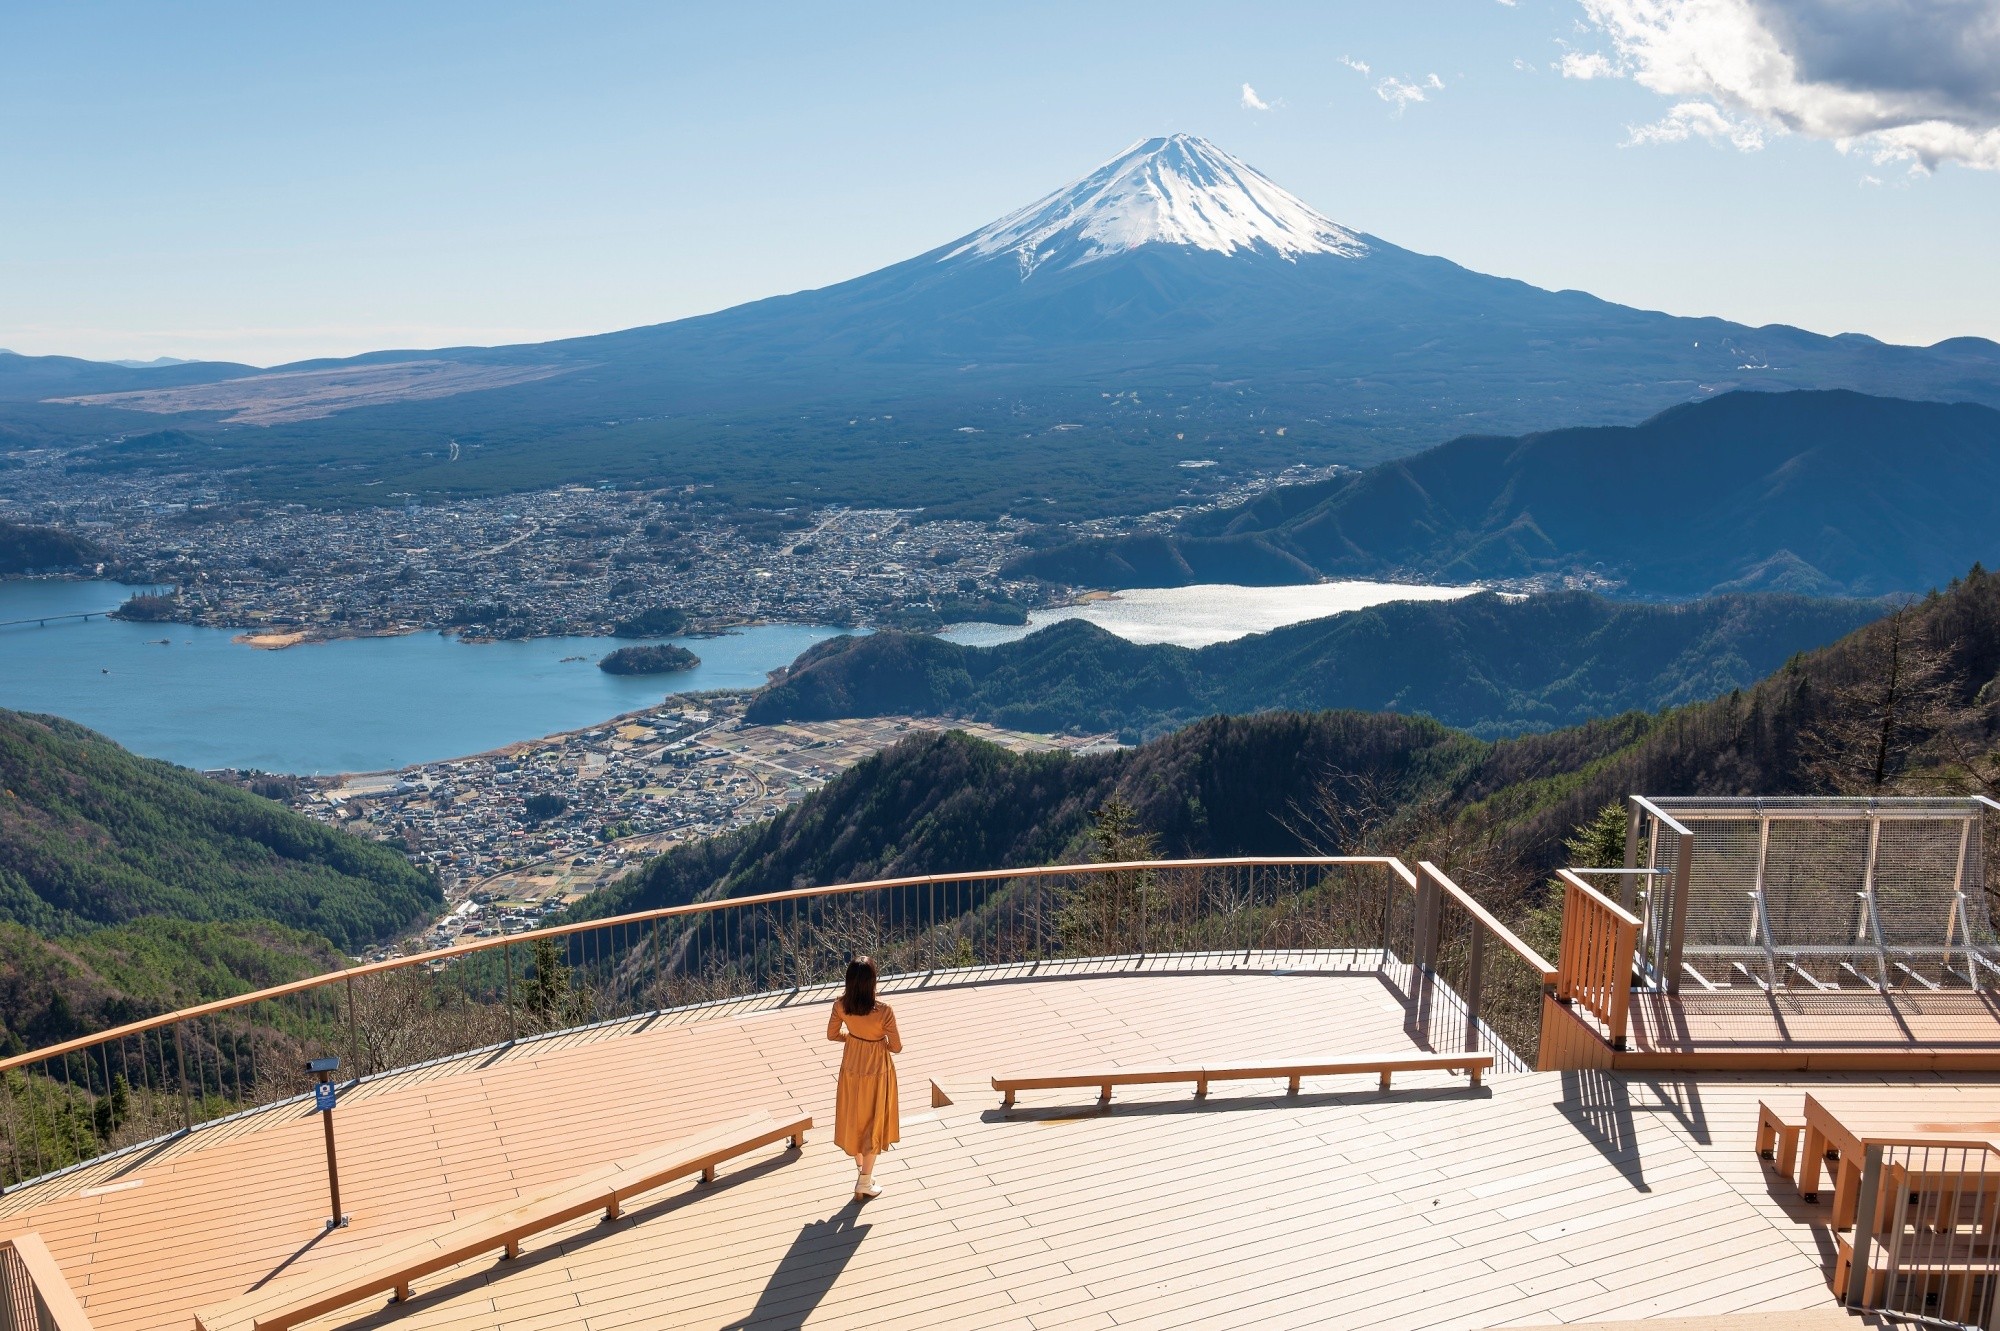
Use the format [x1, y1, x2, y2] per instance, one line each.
[1634, 796, 1998, 991]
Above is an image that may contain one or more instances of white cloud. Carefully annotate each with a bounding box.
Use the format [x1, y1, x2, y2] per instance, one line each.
[1626, 99, 1767, 150]
[1240, 82, 1272, 111]
[1559, 49, 1620, 79]
[1514, 57, 1539, 73]
[1576, 0, 2000, 171]
[1339, 55, 1371, 76]
[1375, 76, 1432, 112]
[1426, 73, 1445, 90]
[1859, 173, 1883, 186]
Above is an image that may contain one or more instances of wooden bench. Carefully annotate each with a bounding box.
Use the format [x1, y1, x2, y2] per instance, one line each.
[1756, 1100, 1805, 1180]
[992, 1052, 1493, 1112]
[193, 1110, 809, 1331]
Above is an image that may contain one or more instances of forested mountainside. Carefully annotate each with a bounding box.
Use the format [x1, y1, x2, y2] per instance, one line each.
[1010, 391, 2000, 597]
[584, 565, 2000, 927]
[0, 710, 440, 1047]
[747, 591, 1883, 740]
[0, 522, 101, 575]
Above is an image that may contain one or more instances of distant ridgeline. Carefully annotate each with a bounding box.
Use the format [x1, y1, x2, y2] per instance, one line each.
[0, 710, 440, 1050]
[581, 565, 2000, 930]
[1008, 391, 2000, 597]
[0, 521, 100, 576]
[747, 591, 1885, 740]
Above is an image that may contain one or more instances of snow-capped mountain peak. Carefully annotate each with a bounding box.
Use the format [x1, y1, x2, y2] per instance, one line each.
[942, 134, 1366, 277]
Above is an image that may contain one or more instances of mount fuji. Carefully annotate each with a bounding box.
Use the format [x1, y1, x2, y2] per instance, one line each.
[15, 134, 2000, 516]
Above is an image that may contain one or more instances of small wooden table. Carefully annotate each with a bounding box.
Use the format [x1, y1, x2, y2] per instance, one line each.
[1800, 1092, 2000, 1229]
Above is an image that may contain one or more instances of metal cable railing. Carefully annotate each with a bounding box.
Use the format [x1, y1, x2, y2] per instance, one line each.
[0, 855, 1560, 1191]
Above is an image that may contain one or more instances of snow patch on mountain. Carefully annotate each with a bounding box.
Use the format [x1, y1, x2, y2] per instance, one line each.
[942, 134, 1366, 277]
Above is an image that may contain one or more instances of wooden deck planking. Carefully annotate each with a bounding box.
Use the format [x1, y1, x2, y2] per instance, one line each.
[1622, 989, 2000, 1070]
[14, 969, 2000, 1329]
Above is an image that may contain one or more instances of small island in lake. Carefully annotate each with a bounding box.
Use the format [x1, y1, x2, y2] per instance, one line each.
[598, 644, 700, 675]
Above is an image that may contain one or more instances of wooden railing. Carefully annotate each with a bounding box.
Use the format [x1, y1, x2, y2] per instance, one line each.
[0, 856, 1420, 1188]
[992, 1051, 1493, 1111]
[194, 1111, 809, 1331]
[0, 1233, 93, 1330]
[1402, 863, 1558, 1067]
[1554, 869, 1643, 1051]
[1837, 1135, 2000, 1320]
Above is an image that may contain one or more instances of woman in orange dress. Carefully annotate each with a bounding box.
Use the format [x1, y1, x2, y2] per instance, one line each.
[827, 956, 901, 1199]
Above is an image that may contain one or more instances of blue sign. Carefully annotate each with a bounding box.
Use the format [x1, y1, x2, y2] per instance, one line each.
[313, 1081, 337, 1113]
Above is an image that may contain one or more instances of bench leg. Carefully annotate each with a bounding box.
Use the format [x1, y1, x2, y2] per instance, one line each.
[1287, 1074, 1301, 1096]
[1800, 1125, 1826, 1200]
[393, 1282, 411, 1304]
[604, 1197, 623, 1222]
[1098, 1084, 1113, 1109]
[1379, 1070, 1392, 1092]
[1775, 1125, 1800, 1180]
[789, 1131, 804, 1149]
[503, 1238, 520, 1260]
[1195, 1076, 1208, 1101]
[1002, 1089, 1016, 1111]
[701, 1164, 717, 1184]
[1469, 1066, 1482, 1087]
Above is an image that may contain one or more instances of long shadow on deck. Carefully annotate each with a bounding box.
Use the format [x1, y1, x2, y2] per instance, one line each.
[722, 1201, 871, 1330]
[1557, 1069, 1647, 1191]
[324, 1149, 804, 1331]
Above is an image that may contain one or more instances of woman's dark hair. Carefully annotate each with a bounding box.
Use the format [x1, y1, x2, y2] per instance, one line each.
[843, 957, 878, 1017]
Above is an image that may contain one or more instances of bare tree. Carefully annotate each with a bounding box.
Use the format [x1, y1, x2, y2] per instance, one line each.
[1802, 604, 1958, 794]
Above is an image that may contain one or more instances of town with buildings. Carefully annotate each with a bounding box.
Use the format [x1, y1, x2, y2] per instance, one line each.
[283, 694, 1119, 959]
[0, 443, 1348, 643]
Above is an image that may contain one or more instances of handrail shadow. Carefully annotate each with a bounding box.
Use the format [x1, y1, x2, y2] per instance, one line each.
[317, 1148, 802, 1330]
[1557, 1068, 1647, 1192]
[721, 1201, 871, 1330]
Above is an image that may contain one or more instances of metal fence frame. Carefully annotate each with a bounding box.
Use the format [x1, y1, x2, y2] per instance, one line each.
[1627, 795, 2000, 994]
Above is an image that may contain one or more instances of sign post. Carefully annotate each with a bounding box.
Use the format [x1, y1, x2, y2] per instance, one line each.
[309, 1056, 349, 1228]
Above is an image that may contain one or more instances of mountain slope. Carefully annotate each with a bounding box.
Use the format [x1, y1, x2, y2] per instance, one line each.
[0, 522, 102, 575]
[0, 709, 439, 946]
[1012, 390, 2000, 596]
[583, 566, 2000, 925]
[747, 591, 1884, 739]
[21, 136, 2000, 517]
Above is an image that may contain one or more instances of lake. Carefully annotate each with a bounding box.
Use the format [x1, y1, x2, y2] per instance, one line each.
[939, 580, 1478, 649]
[0, 581, 845, 774]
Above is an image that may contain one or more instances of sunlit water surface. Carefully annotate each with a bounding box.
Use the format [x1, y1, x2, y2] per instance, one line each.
[940, 580, 1477, 649]
[0, 581, 844, 773]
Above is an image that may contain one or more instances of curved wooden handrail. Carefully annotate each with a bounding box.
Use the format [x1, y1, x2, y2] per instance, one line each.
[0, 855, 1411, 1074]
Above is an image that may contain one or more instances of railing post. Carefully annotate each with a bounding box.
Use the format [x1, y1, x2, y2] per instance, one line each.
[1379, 869, 1397, 970]
[1463, 915, 1485, 1053]
[1664, 827, 1694, 994]
[1411, 865, 1442, 1045]
[172, 1022, 192, 1130]
[1846, 1145, 1885, 1308]
[344, 973, 362, 1076]
[503, 945, 517, 1042]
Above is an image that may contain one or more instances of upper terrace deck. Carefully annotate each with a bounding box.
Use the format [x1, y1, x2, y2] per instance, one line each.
[0, 812, 1996, 1328]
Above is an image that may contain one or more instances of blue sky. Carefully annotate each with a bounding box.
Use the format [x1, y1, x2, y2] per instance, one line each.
[3, 0, 1996, 365]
